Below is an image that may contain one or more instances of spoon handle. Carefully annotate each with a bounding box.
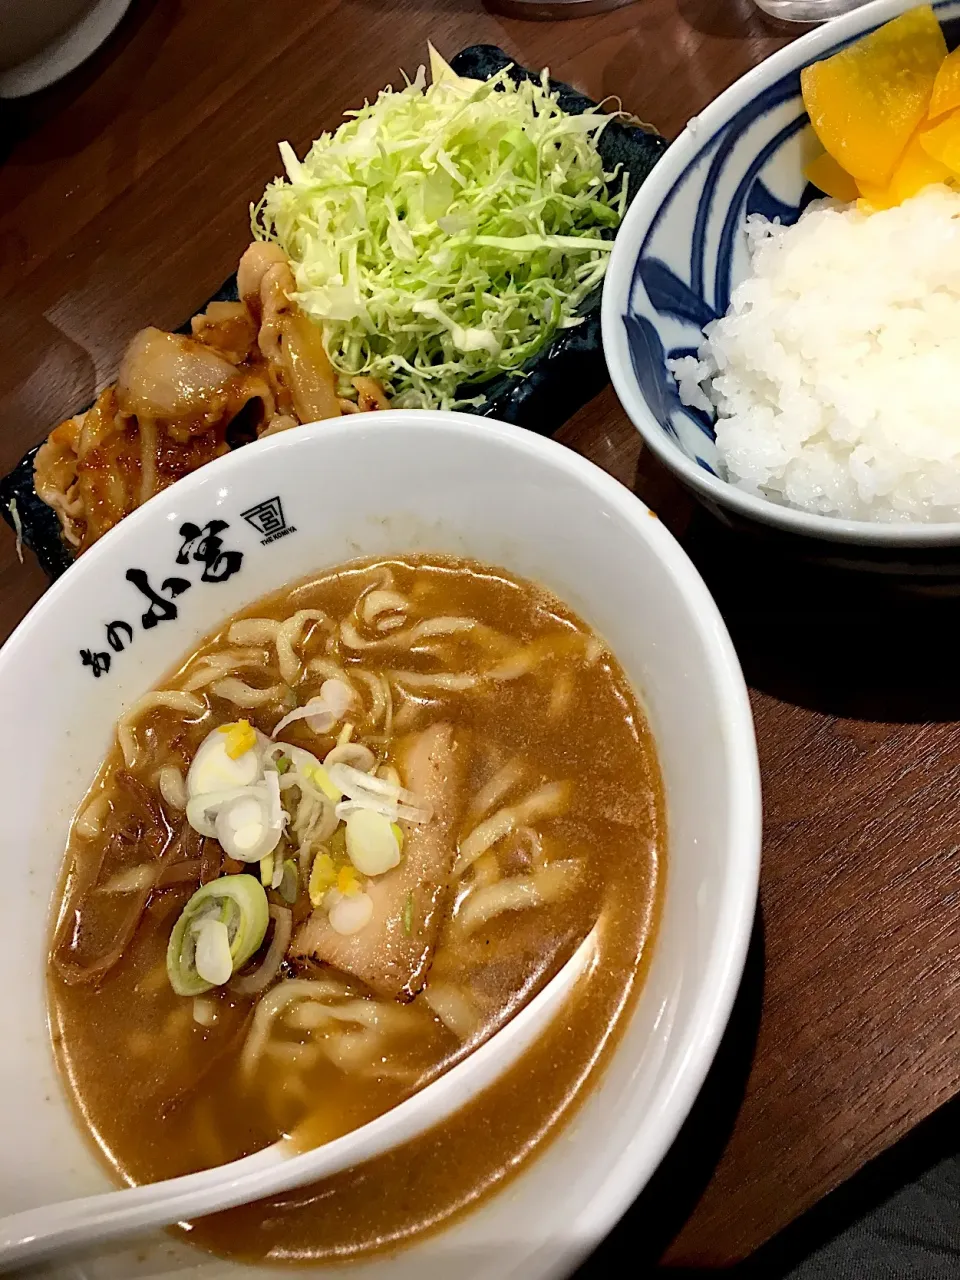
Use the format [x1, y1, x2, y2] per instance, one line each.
[0, 1145, 286, 1273]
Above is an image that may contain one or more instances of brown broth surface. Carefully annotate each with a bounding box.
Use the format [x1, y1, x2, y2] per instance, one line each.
[47, 555, 664, 1264]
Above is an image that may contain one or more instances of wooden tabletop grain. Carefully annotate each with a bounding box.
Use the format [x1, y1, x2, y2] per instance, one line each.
[3, 0, 953, 1269]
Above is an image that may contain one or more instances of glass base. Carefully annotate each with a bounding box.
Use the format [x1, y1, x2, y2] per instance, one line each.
[752, 0, 872, 21]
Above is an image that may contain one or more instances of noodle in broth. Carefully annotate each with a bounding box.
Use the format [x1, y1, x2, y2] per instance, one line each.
[47, 554, 664, 1260]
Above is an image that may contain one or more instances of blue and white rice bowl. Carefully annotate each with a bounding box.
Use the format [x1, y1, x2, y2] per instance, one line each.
[602, 0, 960, 554]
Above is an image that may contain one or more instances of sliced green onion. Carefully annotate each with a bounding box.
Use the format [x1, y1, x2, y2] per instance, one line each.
[403, 890, 414, 936]
[195, 918, 232, 986]
[345, 808, 401, 876]
[279, 858, 299, 904]
[167, 875, 269, 996]
[328, 890, 374, 936]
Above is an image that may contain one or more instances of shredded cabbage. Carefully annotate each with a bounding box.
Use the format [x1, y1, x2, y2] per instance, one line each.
[252, 47, 626, 410]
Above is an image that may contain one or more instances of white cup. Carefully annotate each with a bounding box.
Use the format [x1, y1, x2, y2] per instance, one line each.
[0, 0, 131, 99]
[752, 0, 873, 21]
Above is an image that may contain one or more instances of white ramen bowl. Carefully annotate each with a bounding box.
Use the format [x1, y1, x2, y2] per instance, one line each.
[0, 410, 761, 1280]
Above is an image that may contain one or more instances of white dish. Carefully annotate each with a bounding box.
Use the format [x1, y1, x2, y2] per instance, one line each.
[0, 410, 760, 1279]
[0, 0, 131, 99]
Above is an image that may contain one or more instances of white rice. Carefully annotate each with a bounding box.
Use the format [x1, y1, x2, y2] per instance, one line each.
[669, 185, 960, 522]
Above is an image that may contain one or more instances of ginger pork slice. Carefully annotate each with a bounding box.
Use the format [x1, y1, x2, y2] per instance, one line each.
[290, 722, 467, 1001]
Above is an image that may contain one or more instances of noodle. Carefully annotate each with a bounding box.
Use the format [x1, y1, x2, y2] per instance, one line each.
[390, 671, 479, 691]
[286, 999, 407, 1033]
[306, 657, 349, 682]
[241, 979, 349, 1075]
[548, 670, 574, 719]
[231, 906, 293, 995]
[322, 1028, 382, 1072]
[362, 590, 409, 626]
[322, 743, 376, 772]
[453, 860, 582, 934]
[454, 810, 516, 875]
[453, 781, 571, 878]
[157, 765, 187, 811]
[227, 618, 280, 646]
[264, 1043, 321, 1066]
[97, 864, 157, 895]
[182, 649, 268, 692]
[471, 853, 501, 888]
[117, 691, 206, 770]
[276, 609, 327, 684]
[74, 792, 109, 840]
[350, 669, 386, 727]
[486, 634, 584, 682]
[340, 616, 478, 651]
[514, 781, 570, 822]
[463, 759, 524, 829]
[211, 678, 288, 708]
[382, 674, 394, 737]
[423, 984, 481, 1040]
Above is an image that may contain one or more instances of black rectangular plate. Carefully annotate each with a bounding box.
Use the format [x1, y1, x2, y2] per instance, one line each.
[1, 45, 666, 580]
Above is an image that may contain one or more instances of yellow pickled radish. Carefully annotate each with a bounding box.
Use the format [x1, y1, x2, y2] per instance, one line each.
[888, 126, 953, 197]
[856, 189, 893, 212]
[858, 126, 954, 211]
[928, 43, 960, 119]
[856, 181, 897, 212]
[801, 5, 947, 187]
[919, 108, 960, 175]
[805, 150, 859, 201]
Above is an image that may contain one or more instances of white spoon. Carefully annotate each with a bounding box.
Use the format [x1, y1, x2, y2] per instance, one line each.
[0, 927, 597, 1272]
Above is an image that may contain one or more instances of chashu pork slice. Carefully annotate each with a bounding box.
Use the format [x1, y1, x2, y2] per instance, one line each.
[290, 722, 466, 1000]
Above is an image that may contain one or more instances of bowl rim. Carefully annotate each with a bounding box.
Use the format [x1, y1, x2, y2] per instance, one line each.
[1, 410, 762, 1269]
[601, 0, 960, 548]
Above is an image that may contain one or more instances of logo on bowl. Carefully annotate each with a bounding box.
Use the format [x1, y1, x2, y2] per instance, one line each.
[78, 520, 246, 679]
[241, 497, 297, 546]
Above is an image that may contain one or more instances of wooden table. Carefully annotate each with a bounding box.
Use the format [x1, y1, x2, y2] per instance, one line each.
[3, 0, 955, 1268]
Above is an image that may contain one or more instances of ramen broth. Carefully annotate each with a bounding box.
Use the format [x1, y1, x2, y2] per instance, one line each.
[47, 554, 663, 1260]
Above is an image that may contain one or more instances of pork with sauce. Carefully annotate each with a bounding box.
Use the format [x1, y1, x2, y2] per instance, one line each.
[32, 242, 390, 557]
